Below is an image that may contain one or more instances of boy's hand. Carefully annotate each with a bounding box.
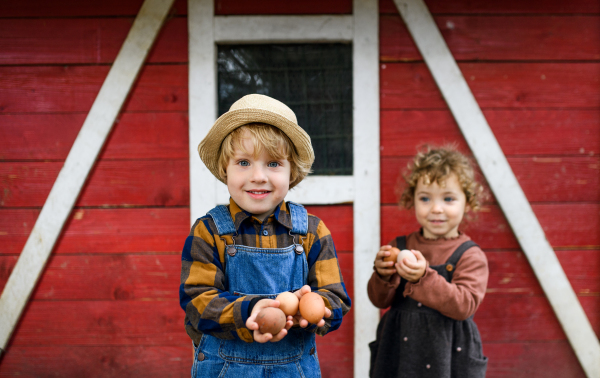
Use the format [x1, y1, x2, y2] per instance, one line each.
[291, 285, 332, 328]
[395, 250, 427, 283]
[246, 299, 293, 343]
[374, 245, 397, 281]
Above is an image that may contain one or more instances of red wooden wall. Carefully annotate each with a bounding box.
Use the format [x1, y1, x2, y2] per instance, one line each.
[379, 0, 600, 377]
[0, 0, 599, 377]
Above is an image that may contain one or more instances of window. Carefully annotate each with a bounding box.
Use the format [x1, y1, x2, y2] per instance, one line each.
[217, 44, 353, 175]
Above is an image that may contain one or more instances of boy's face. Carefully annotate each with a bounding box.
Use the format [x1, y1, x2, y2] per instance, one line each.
[225, 131, 291, 221]
[414, 173, 467, 239]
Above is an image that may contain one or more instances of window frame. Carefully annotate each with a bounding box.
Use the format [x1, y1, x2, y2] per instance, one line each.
[188, 1, 380, 375]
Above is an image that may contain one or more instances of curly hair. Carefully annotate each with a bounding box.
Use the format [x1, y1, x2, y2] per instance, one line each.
[398, 145, 484, 211]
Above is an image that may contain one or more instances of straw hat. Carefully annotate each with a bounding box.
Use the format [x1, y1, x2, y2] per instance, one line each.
[198, 94, 315, 188]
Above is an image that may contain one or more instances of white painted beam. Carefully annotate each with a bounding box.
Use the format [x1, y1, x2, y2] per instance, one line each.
[188, 0, 217, 223]
[214, 15, 353, 43]
[0, 0, 175, 355]
[353, 1, 381, 377]
[394, 0, 600, 376]
[216, 176, 355, 205]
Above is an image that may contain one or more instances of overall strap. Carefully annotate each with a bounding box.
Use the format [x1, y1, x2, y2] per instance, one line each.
[395, 235, 407, 250]
[444, 240, 479, 275]
[286, 201, 308, 236]
[207, 205, 237, 236]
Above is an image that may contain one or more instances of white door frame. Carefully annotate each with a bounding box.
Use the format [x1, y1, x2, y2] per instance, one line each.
[187, 1, 380, 376]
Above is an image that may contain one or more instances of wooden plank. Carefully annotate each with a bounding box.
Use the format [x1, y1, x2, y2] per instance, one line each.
[0, 345, 192, 378]
[380, 15, 600, 62]
[0, 0, 188, 17]
[395, 2, 600, 374]
[380, 0, 600, 14]
[215, 0, 352, 15]
[187, 0, 216, 224]
[381, 203, 600, 250]
[381, 156, 600, 204]
[0, 254, 181, 301]
[0, 112, 188, 161]
[0, 206, 353, 255]
[483, 341, 586, 378]
[214, 15, 353, 43]
[380, 62, 600, 109]
[7, 249, 599, 301]
[0, 341, 587, 378]
[0, 0, 177, 353]
[486, 250, 600, 296]
[476, 295, 600, 342]
[352, 1, 381, 376]
[0, 160, 190, 207]
[380, 109, 600, 157]
[0, 65, 188, 113]
[217, 176, 355, 205]
[8, 301, 187, 346]
[0, 18, 188, 65]
[2, 294, 595, 346]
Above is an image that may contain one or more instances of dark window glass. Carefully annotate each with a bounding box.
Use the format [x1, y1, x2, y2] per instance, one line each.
[217, 44, 352, 175]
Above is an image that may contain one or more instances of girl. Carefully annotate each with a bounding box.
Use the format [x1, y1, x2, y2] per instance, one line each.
[368, 146, 489, 377]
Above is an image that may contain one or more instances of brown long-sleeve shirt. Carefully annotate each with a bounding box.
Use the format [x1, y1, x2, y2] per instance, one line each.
[367, 231, 488, 321]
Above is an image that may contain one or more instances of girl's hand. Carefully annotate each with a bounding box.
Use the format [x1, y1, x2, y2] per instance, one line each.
[291, 285, 332, 328]
[396, 250, 427, 283]
[374, 245, 397, 281]
[246, 299, 293, 343]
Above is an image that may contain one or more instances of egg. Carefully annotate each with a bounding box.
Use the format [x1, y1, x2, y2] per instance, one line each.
[256, 307, 286, 335]
[299, 292, 326, 324]
[383, 247, 400, 263]
[397, 249, 417, 264]
[276, 291, 299, 316]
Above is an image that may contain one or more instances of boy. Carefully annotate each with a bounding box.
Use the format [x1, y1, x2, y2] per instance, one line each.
[180, 94, 351, 377]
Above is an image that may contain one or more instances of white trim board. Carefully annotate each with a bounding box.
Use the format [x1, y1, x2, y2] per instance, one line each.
[394, 0, 600, 377]
[0, 0, 175, 355]
[215, 15, 353, 43]
[216, 176, 355, 205]
[188, 2, 381, 377]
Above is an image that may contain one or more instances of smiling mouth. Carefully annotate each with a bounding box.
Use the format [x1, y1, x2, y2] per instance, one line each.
[246, 190, 271, 198]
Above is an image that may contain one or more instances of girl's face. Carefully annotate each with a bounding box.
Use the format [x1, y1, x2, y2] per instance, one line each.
[414, 173, 467, 239]
[225, 131, 291, 221]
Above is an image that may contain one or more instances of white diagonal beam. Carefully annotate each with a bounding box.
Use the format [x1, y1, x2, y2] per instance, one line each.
[0, 0, 175, 355]
[393, 0, 600, 376]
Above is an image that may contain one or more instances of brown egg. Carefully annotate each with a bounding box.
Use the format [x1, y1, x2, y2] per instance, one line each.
[256, 307, 286, 335]
[383, 247, 400, 263]
[276, 291, 299, 316]
[299, 292, 326, 324]
[397, 249, 417, 264]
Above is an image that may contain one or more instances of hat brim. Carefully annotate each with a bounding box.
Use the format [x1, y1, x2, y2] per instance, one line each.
[198, 108, 314, 188]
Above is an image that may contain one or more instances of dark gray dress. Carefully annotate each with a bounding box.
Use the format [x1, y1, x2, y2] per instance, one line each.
[369, 236, 488, 378]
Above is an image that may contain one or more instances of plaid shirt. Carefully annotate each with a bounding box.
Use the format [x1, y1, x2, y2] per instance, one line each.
[180, 199, 351, 344]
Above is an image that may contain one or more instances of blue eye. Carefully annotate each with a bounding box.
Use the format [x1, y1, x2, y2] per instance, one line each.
[239, 160, 249, 167]
[419, 197, 429, 203]
[267, 161, 280, 168]
[444, 197, 454, 202]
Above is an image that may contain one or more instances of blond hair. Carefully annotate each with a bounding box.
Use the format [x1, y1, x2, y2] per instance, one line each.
[217, 123, 312, 188]
[399, 145, 484, 211]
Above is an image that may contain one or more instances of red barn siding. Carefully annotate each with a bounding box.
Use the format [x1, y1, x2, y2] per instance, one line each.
[0, 0, 599, 377]
[379, 1, 599, 377]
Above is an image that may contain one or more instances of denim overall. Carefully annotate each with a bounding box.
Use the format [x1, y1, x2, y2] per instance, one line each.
[192, 202, 322, 378]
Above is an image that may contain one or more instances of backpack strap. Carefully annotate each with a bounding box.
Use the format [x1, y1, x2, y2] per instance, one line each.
[207, 205, 237, 236]
[287, 201, 308, 236]
[395, 235, 407, 250]
[444, 240, 479, 275]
